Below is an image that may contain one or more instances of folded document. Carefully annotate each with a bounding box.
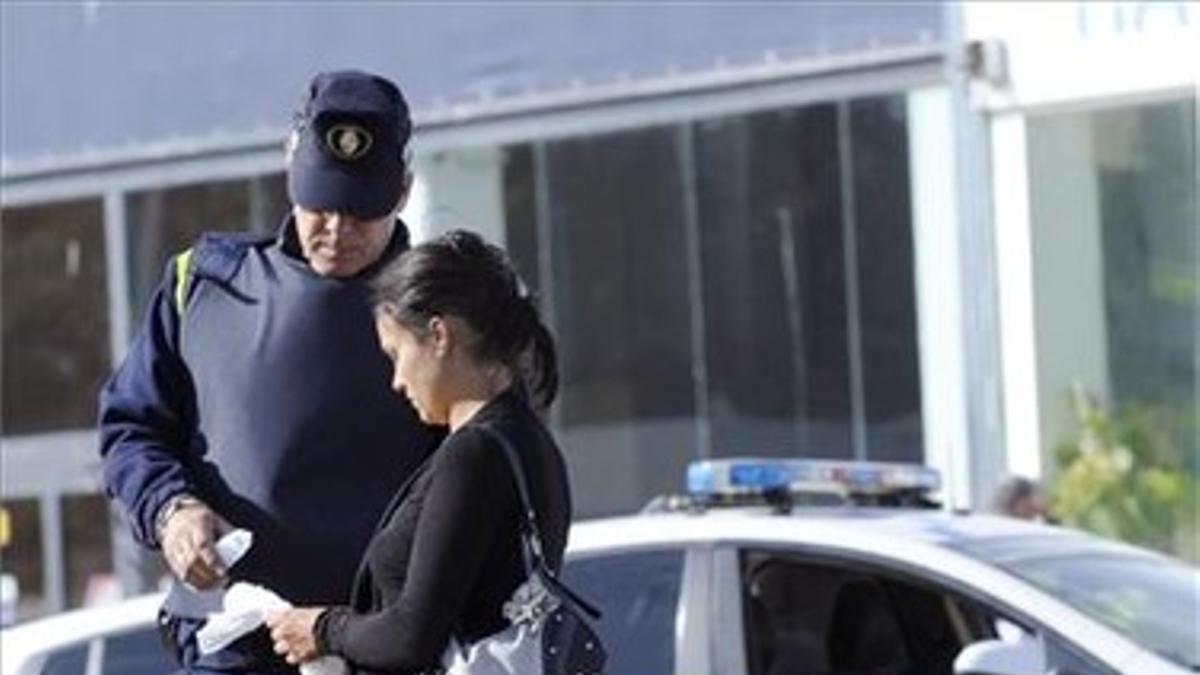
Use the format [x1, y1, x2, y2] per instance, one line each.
[182, 530, 347, 675]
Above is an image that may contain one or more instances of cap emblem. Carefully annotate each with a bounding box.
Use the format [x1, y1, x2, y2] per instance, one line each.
[325, 124, 373, 161]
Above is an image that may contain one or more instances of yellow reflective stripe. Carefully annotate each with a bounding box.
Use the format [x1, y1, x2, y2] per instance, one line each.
[0, 505, 10, 548]
[174, 248, 195, 317]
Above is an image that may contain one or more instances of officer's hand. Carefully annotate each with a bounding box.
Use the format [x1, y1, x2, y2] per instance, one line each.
[160, 500, 227, 589]
[266, 607, 324, 665]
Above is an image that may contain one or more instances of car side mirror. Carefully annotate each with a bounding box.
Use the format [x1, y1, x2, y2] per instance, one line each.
[954, 634, 1045, 675]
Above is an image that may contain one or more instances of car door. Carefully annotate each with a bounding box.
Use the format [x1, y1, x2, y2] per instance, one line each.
[17, 625, 173, 675]
[97, 626, 175, 674]
[719, 545, 1120, 675]
[28, 642, 88, 675]
[561, 546, 689, 675]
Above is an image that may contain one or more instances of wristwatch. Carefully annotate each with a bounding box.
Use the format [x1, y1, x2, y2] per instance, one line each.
[154, 493, 205, 545]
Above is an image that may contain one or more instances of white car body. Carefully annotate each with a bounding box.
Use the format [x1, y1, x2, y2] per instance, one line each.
[0, 592, 168, 675]
[2, 505, 1195, 675]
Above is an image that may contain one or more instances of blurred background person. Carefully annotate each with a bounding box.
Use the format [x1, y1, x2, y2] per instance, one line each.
[989, 476, 1051, 522]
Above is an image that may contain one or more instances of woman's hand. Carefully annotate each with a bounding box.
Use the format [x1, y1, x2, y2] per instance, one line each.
[266, 607, 325, 665]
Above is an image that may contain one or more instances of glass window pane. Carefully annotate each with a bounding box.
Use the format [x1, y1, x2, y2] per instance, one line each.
[502, 145, 541, 295]
[1, 199, 110, 434]
[40, 642, 89, 675]
[539, 126, 698, 511]
[741, 550, 997, 675]
[103, 628, 176, 675]
[63, 495, 114, 609]
[1029, 99, 1198, 428]
[563, 550, 684, 675]
[694, 105, 854, 459]
[544, 126, 694, 427]
[1088, 101, 1197, 413]
[126, 174, 287, 320]
[849, 96, 923, 463]
[1027, 98, 1197, 557]
[1, 499, 44, 622]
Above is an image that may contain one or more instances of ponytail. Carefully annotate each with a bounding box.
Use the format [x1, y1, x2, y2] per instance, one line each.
[515, 299, 558, 411]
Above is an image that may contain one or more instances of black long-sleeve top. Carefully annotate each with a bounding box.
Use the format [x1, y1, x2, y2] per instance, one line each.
[316, 388, 571, 674]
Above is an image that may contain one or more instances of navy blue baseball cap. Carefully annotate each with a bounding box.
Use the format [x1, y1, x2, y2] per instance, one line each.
[287, 70, 413, 219]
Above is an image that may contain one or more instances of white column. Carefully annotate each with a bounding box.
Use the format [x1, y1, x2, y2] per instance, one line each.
[405, 148, 507, 247]
[907, 87, 973, 509]
[990, 113, 1043, 480]
[40, 490, 65, 612]
[103, 191, 131, 365]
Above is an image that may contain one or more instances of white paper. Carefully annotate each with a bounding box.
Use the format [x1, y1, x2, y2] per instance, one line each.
[214, 528, 253, 566]
[195, 582, 287, 654]
[196, 582, 347, 675]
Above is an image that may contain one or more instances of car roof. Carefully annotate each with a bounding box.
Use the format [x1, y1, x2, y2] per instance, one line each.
[566, 506, 1148, 562]
[0, 592, 165, 673]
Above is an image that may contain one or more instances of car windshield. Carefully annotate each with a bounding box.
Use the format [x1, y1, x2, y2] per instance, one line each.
[953, 533, 1200, 669]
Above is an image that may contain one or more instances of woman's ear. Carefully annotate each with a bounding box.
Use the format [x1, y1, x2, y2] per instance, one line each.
[428, 316, 452, 358]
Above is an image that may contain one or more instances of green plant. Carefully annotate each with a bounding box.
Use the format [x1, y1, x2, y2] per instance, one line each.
[1050, 385, 1198, 562]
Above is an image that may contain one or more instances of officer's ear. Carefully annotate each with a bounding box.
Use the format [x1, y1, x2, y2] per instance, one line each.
[394, 169, 414, 214]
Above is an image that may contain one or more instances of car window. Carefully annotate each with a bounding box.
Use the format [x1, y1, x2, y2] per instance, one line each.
[988, 617, 1114, 675]
[740, 550, 998, 675]
[563, 549, 684, 675]
[102, 626, 175, 675]
[1042, 631, 1113, 675]
[954, 534, 1199, 670]
[39, 642, 88, 675]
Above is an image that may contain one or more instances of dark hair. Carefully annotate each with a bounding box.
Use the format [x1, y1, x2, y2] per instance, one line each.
[990, 476, 1040, 515]
[370, 230, 558, 410]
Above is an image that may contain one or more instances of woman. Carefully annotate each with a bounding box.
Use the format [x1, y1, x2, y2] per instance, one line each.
[265, 230, 570, 674]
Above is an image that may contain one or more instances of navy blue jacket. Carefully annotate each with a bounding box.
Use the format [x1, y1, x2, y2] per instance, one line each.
[99, 218, 440, 608]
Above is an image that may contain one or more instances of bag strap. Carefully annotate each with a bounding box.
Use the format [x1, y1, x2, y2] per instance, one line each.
[477, 424, 601, 620]
[476, 425, 549, 575]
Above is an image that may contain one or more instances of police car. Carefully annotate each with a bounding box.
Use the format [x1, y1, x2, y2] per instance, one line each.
[559, 459, 1198, 675]
[3, 459, 1197, 675]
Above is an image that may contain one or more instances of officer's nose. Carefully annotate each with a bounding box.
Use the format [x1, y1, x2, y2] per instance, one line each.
[325, 212, 347, 237]
[328, 211, 364, 239]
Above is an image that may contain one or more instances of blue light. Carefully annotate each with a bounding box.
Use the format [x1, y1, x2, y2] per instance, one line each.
[729, 462, 792, 490]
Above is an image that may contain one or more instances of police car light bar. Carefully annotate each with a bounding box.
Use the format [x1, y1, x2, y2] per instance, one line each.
[687, 458, 941, 498]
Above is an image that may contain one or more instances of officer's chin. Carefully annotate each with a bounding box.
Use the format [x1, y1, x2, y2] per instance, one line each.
[309, 251, 364, 278]
[308, 257, 343, 278]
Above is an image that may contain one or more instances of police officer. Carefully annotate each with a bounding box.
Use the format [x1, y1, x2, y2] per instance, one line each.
[99, 70, 441, 674]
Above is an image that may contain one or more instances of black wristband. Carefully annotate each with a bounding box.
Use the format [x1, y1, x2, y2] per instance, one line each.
[313, 606, 349, 656]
